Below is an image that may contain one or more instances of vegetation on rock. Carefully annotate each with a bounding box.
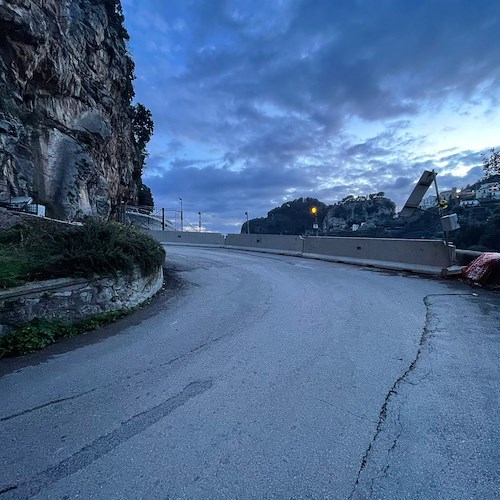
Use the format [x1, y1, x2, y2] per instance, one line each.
[241, 198, 327, 235]
[137, 183, 154, 207]
[104, 0, 130, 41]
[323, 194, 395, 232]
[482, 148, 500, 180]
[0, 219, 165, 289]
[0, 311, 131, 358]
[131, 103, 154, 182]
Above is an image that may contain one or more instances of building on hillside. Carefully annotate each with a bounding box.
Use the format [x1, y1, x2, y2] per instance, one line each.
[439, 187, 459, 205]
[460, 199, 480, 207]
[457, 188, 475, 202]
[419, 195, 437, 210]
[476, 182, 500, 201]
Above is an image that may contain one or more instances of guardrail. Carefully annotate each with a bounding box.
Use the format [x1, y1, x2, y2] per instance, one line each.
[149, 230, 456, 275]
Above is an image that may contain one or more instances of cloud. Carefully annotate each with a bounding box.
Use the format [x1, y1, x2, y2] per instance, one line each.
[123, 0, 500, 231]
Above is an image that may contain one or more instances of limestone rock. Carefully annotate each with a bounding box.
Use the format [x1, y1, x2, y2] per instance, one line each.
[323, 196, 396, 233]
[0, 0, 139, 220]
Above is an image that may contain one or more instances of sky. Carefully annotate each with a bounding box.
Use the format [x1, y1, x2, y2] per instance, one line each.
[122, 0, 500, 233]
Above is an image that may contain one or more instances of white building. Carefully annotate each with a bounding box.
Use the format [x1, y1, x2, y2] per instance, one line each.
[459, 199, 479, 207]
[419, 195, 437, 209]
[476, 182, 500, 200]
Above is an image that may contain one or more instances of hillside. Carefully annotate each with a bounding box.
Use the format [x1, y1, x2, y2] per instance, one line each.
[241, 198, 328, 235]
[243, 192, 499, 251]
[0, 0, 146, 220]
[323, 194, 395, 232]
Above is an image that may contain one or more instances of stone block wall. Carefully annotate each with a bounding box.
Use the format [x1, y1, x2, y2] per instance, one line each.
[0, 266, 163, 334]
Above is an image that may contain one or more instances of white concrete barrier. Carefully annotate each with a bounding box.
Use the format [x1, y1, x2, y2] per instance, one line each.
[150, 229, 455, 275]
[302, 236, 454, 274]
[148, 230, 225, 247]
[225, 234, 304, 256]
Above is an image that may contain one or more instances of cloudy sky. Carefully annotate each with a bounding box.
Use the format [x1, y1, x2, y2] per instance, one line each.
[122, 0, 500, 233]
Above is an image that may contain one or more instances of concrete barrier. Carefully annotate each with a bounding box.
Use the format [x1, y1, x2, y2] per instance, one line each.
[150, 229, 455, 275]
[148, 230, 225, 247]
[455, 249, 482, 266]
[302, 236, 454, 274]
[225, 234, 304, 256]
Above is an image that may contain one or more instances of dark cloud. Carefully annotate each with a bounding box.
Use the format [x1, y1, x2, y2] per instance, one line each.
[144, 155, 319, 232]
[123, 0, 500, 231]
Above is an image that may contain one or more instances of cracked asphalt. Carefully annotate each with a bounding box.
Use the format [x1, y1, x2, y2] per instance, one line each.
[1, 247, 499, 499]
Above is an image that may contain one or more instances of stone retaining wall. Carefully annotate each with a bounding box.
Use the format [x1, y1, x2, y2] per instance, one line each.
[0, 266, 163, 335]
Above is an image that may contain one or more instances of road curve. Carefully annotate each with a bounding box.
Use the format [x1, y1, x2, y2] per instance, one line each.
[1, 247, 499, 499]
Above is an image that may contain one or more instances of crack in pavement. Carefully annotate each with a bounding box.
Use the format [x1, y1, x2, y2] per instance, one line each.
[0, 388, 98, 422]
[0, 380, 213, 499]
[367, 406, 404, 497]
[348, 293, 474, 499]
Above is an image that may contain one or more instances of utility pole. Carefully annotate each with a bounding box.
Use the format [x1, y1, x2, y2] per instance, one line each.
[161, 207, 165, 231]
[198, 211, 202, 232]
[179, 197, 184, 232]
[433, 169, 449, 245]
[245, 211, 250, 234]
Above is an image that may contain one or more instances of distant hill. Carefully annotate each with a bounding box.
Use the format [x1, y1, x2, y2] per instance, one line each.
[241, 198, 327, 235]
[243, 190, 500, 251]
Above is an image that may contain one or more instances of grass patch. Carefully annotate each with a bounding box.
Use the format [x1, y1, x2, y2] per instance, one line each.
[0, 310, 132, 358]
[0, 219, 166, 289]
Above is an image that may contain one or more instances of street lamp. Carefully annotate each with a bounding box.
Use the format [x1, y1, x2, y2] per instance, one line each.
[245, 211, 250, 234]
[311, 206, 319, 236]
[179, 197, 183, 232]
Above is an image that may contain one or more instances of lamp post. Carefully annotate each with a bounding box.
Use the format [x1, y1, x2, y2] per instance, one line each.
[179, 197, 183, 232]
[311, 206, 319, 236]
[245, 211, 250, 234]
[198, 211, 202, 232]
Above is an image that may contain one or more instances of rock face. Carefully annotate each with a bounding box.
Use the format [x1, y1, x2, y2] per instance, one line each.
[0, 0, 139, 220]
[323, 196, 396, 232]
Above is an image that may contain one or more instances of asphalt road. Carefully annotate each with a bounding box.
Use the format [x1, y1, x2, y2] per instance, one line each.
[1, 247, 499, 499]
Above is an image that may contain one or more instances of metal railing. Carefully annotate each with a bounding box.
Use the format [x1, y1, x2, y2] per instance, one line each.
[122, 206, 177, 231]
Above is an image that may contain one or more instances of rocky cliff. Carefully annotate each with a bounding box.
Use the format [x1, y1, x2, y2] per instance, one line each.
[323, 195, 396, 232]
[0, 0, 140, 220]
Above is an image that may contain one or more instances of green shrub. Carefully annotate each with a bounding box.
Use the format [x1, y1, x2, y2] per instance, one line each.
[0, 310, 131, 357]
[0, 219, 165, 288]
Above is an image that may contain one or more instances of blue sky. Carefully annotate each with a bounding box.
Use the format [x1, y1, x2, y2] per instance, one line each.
[122, 0, 500, 233]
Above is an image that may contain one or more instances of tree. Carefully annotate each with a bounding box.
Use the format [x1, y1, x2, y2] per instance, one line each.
[131, 103, 154, 178]
[241, 197, 328, 235]
[137, 183, 154, 208]
[131, 104, 154, 154]
[482, 147, 500, 179]
[104, 0, 130, 40]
